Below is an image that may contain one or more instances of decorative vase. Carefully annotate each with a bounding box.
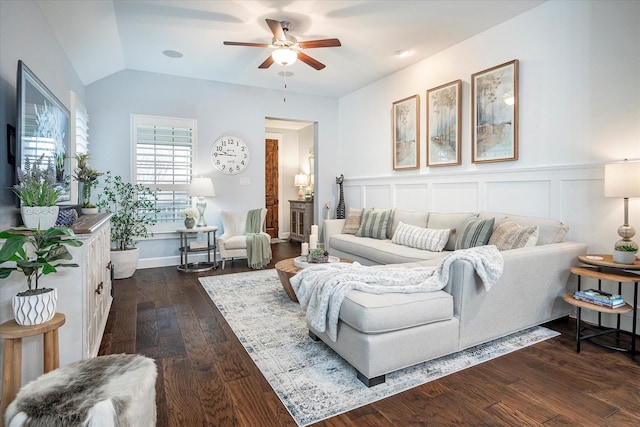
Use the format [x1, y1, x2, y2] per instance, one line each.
[13, 288, 58, 326]
[21, 206, 59, 229]
[613, 250, 637, 265]
[110, 248, 140, 279]
[81, 207, 99, 215]
[184, 217, 196, 229]
[56, 208, 78, 226]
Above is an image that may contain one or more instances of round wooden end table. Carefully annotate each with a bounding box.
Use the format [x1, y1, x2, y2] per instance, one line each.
[275, 257, 353, 302]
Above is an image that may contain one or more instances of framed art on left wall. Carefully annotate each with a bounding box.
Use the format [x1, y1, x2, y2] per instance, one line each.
[392, 94, 419, 170]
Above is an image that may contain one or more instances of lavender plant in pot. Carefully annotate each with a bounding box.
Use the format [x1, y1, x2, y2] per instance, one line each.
[12, 154, 61, 229]
[0, 226, 82, 325]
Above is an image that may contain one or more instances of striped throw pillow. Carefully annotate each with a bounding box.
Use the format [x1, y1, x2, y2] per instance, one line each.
[488, 218, 539, 250]
[455, 217, 495, 250]
[391, 221, 450, 252]
[356, 209, 391, 239]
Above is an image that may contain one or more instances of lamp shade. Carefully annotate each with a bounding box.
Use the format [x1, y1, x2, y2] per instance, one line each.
[272, 47, 297, 65]
[188, 177, 216, 197]
[604, 161, 640, 198]
[294, 174, 307, 187]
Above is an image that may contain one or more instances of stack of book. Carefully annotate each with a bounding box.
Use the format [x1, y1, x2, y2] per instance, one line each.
[574, 289, 626, 308]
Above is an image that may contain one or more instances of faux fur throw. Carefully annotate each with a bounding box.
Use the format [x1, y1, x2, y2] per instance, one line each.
[290, 245, 504, 341]
[5, 354, 157, 427]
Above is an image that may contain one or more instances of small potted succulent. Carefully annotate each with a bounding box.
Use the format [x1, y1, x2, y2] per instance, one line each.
[0, 226, 83, 325]
[613, 243, 638, 265]
[73, 153, 103, 214]
[180, 207, 199, 229]
[12, 154, 61, 229]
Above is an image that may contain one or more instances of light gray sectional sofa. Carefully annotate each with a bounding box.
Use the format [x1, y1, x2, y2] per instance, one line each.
[307, 209, 587, 386]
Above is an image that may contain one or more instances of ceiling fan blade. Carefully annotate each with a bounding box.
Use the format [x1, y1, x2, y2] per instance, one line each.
[266, 19, 286, 41]
[258, 55, 275, 69]
[298, 39, 342, 49]
[297, 52, 325, 70]
[224, 41, 270, 47]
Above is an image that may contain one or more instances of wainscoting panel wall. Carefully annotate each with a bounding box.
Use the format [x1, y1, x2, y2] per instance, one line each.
[340, 163, 640, 334]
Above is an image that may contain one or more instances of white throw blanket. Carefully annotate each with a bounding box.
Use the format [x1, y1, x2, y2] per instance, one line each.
[290, 245, 504, 341]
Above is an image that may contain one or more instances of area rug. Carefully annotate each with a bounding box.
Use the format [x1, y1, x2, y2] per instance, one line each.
[199, 270, 559, 426]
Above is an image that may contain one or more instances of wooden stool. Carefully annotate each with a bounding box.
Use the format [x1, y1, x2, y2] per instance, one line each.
[0, 313, 65, 418]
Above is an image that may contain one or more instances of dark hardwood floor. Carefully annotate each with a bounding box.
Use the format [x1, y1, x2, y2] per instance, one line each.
[99, 241, 640, 426]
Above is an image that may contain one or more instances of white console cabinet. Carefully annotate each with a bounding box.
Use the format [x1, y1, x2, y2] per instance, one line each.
[0, 214, 112, 386]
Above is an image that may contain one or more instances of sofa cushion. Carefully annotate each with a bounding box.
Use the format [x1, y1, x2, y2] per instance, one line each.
[427, 212, 476, 251]
[330, 234, 450, 264]
[389, 209, 430, 237]
[455, 217, 495, 250]
[477, 212, 568, 245]
[488, 218, 539, 250]
[392, 222, 450, 252]
[356, 209, 391, 239]
[340, 289, 454, 334]
[342, 208, 363, 234]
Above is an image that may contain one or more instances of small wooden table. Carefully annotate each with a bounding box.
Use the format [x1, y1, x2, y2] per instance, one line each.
[275, 257, 353, 302]
[177, 226, 218, 273]
[0, 313, 66, 417]
[567, 255, 639, 357]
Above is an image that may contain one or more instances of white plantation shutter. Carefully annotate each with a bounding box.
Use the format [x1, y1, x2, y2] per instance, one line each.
[132, 115, 195, 223]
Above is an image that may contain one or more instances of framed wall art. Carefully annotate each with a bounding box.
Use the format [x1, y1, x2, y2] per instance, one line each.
[392, 94, 419, 170]
[471, 59, 519, 163]
[426, 80, 461, 167]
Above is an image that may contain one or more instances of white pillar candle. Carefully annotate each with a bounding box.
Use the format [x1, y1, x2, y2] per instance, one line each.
[309, 234, 318, 250]
[301, 242, 309, 256]
[311, 224, 319, 236]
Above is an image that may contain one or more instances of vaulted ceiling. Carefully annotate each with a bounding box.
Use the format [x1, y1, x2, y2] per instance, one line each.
[37, 0, 545, 98]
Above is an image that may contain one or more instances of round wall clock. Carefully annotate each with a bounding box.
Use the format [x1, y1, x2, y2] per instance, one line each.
[211, 136, 250, 175]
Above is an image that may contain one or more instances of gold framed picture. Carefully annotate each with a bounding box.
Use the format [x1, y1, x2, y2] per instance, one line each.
[392, 94, 419, 170]
[471, 59, 519, 163]
[426, 80, 462, 167]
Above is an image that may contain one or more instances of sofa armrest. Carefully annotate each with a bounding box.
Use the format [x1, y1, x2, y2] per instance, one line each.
[323, 219, 347, 252]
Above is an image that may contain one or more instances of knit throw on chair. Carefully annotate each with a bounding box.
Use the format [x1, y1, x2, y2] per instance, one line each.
[245, 208, 271, 269]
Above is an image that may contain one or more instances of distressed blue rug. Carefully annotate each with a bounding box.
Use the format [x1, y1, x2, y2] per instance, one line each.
[199, 270, 559, 426]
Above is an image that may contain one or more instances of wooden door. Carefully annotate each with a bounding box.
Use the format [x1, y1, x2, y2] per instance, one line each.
[265, 139, 279, 238]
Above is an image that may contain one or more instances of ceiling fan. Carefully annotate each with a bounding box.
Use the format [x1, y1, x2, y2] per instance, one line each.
[223, 19, 341, 70]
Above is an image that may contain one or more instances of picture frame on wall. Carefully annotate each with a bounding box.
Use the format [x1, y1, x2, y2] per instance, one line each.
[392, 94, 419, 170]
[426, 80, 462, 167]
[471, 59, 519, 163]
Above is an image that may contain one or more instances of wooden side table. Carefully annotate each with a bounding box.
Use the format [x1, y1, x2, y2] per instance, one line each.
[567, 257, 638, 357]
[0, 313, 65, 417]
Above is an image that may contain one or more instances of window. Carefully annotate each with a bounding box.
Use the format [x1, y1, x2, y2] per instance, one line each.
[132, 115, 195, 223]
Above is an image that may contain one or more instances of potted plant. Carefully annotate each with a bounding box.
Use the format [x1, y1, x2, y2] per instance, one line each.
[0, 226, 83, 325]
[97, 172, 159, 279]
[180, 207, 199, 229]
[12, 154, 61, 229]
[613, 243, 638, 265]
[73, 153, 103, 214]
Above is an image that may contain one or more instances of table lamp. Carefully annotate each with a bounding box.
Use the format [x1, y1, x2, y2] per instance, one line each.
[604, 159, 640, 251]
[294, 174, 307, 201]
[188, 177, 216, 227]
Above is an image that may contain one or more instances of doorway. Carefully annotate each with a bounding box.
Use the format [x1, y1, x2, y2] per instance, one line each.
[265, 118, 315, 241]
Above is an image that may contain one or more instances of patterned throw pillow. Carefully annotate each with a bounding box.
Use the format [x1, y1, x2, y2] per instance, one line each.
[391, 221, 450, 252]
[455, 217, 495, 250]
[356, 209, 391, 240]
[488, 218, 539, 250]
[342, 208, 363, 234]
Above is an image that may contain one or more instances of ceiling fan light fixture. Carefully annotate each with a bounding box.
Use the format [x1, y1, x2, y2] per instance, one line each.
[272, 47, 297, 66]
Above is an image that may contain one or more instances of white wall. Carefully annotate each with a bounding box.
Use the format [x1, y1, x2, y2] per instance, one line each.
[86, 70, 339, 265]
[0, 0, 86, 230]
[337, 0, 640, 331]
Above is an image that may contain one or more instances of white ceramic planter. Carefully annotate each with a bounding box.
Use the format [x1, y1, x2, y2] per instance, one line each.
[21, 206, 59, 229]
[13, 288, 58, 326]
[110, 248, 140, 279]
[613, 250, 637, 265]
[81, 207, 99, 215]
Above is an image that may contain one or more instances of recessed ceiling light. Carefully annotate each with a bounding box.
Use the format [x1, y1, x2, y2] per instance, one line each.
[394, 49, 412, 58]
[163, 50, 183, 58]
[278, 71, 294, 77]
